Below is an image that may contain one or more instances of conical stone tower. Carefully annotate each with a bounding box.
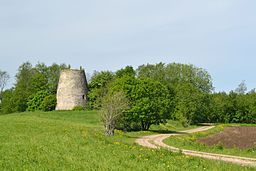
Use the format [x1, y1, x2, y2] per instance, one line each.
[56, 68, 88, 110]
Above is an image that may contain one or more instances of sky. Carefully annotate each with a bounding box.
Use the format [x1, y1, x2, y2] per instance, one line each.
[0, 0, 255, 92]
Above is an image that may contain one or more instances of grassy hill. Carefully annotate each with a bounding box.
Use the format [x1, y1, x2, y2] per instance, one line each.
[0, 111, 254, 170]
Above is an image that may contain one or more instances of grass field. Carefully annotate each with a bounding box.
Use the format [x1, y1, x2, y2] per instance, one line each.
[164, 124, 256, 158]
[0, 111, 255, 170]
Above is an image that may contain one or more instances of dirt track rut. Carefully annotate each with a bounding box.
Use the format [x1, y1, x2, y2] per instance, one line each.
[135, 126, 256, 167]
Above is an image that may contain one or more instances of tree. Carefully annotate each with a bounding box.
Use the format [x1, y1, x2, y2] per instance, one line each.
[89, 71, 114, 89]
[12, 62, 35, 112]
[34, 62, 68, 94]
[136, 62, 214, 127]
[208, 92, 229, 123]
[26, 90, 49, 111]
[0, 62, 68, 113]
[30, 72, 48, 94]
[235, 80, 247, 94]
[115, 66, 136, 78]
[45, 63, 68, 94]
[136, 62, 166, 84]
[137, 62, 213, 93]
[87, 71, 115, 109]
[0, 89, 15, 114]
[173, 83, 202, 126]
[246, 92, 256, 123]
[0, 70, 10, 102]
[41, 94, 57, 111]
[100, 91, 129, 136]
[110, 76, 173, 130]
[248, 88, 256, 94]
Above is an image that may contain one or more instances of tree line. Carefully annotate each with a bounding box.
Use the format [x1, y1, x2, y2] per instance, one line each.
[0, 62, 67, 113]
[0, 62, 255, 134]
[88, 63, 256, 134]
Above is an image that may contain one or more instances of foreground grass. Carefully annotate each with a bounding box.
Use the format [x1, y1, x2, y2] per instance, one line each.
[164, 124, 256, 158]
[0, 111, 254, 170]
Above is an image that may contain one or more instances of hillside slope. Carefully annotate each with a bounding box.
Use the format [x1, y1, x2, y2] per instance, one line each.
[0, 111, 254, 170]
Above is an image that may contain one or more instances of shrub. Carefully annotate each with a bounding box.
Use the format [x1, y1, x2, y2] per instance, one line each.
[27, 90, 49, 111]
[72, 106, 85, 111]
[41, 95, 57, 111]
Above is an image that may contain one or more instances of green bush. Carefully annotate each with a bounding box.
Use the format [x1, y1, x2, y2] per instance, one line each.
[27, 90, 49, 111]
[41, 95, 57, 111]
[110, 76, 173, 131]
[72, 106, 85, 111]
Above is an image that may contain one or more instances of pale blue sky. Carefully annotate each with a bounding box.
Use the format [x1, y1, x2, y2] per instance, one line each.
[0, 0, 255, 92]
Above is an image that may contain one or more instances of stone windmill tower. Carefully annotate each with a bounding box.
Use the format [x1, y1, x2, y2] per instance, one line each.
[56, 68, 88, 110]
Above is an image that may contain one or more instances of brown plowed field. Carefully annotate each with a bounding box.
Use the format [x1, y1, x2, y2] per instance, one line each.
[197, 126, 256, 149]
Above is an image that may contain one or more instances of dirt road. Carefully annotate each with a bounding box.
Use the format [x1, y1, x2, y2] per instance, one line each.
[135, 126, 256, 167]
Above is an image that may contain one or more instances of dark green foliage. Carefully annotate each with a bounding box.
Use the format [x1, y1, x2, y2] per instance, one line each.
[41, 95, 57, 111]
[45, 63, 68, 94]
[0, 62, 66, 114]
[30, 72, 48, 94]
[12, 62, 35, 112]
[137, 62, 213, 93]
[27, 90, 49, 111]
[33, 63, 68, 94]
[87, 66, 136, 110]
[87, 71, 114, 109]
[171, 83, 212, 126]
[86, 62, 256, 128]
[88, 71, 114, 89]
[173, 83, 201, 126]
[87, 88, 107, 109]
[1, 61, 256, 127]
[115, 66, 136, 78]
[208, 91, 256, 124]
[136, 62, 214, 126]
[110, 76, 173, 130]
[0, 89, 15, 114]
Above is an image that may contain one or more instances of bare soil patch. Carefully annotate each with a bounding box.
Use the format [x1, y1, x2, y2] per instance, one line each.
[197, 126, 256, 149]
[136, 126, 256, 167]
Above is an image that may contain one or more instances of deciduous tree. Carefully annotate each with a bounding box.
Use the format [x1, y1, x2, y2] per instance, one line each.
[100, 91, 128, 136]
[0, 70, 10, 102]
[110, 76, 173, 130]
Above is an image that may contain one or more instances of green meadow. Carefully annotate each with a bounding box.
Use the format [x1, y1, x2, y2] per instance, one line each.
[0, 111, 254, 171]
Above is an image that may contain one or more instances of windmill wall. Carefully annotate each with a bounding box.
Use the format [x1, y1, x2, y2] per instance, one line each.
[56, 69, 88, 110]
